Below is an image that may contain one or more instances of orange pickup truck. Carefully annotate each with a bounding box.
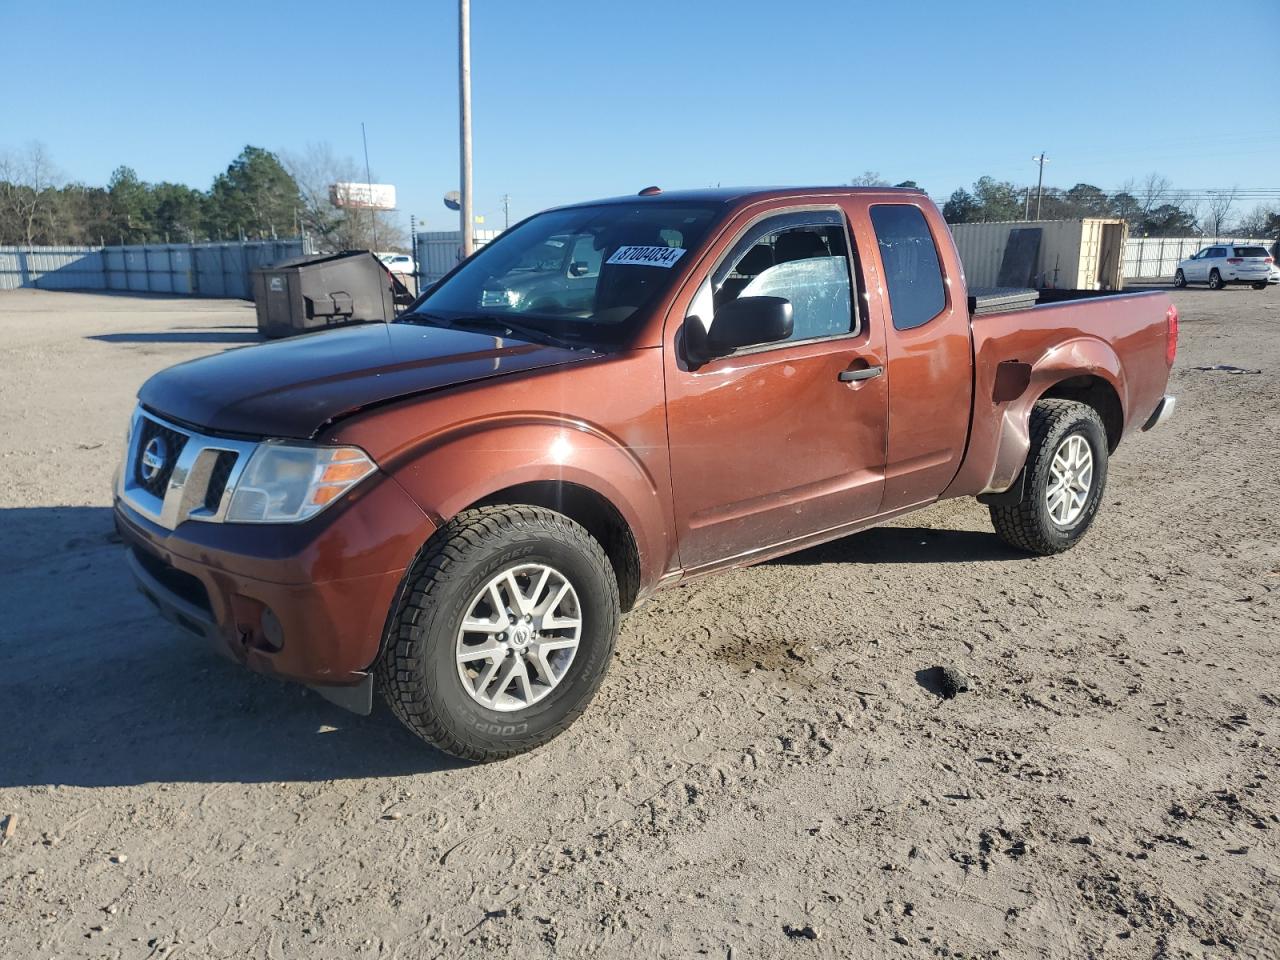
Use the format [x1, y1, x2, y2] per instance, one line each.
[115, 187, 1177, 760]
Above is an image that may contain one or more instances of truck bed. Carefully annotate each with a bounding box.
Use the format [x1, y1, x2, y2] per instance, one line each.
[969, 286, 1144, 317]
[948, 288, 1175, 497]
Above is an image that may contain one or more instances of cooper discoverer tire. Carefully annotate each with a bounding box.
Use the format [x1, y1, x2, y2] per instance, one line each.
[377, 505, 620, 761]
[989, 399, 1109, 556]
[1208, 269, 1224, 290]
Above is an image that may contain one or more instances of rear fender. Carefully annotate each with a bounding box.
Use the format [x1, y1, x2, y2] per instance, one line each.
[958, 336, 1126, 497]
[386, 416, 671, 590]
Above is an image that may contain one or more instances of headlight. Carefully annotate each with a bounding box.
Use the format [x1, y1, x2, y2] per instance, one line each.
[226, 443, 376, 524]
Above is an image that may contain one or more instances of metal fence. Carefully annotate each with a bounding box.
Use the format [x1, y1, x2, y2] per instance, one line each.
[1123, 236, 1273, 280]
[0, 239, 312, 298]
[416, 229, 501, 284]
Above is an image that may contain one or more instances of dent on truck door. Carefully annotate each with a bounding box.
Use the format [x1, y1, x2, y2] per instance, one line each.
[868, 203, 974, 511]
[664, 207, 889, 569]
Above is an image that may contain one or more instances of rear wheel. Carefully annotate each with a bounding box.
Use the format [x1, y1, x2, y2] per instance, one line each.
[377, 505, 620, 761]
[989, 399, 1109, 556]
[1208, 269, 1225, 290]
[1252, 281, 1268, 290]
[1173, 269, 1187, 288]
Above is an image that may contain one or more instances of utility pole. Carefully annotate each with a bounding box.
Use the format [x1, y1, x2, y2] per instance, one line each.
[459, 0, 474, 257]
[1032, 152, 1050, 220]
[409, 213, 418, 292]
[362, 122, 378, 250]
[502, 193, 511, 230]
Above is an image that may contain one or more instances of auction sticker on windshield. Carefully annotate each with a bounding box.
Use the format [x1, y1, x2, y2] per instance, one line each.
[606, 245, 687, 268]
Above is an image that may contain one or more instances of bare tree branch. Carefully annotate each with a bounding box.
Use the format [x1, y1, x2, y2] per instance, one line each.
[1202, 187, 1239, 237]
[281, 143, 405, 253]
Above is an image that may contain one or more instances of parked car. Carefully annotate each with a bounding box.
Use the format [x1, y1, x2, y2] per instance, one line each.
[1174, 244, 1274, 290]
[115, 186, 1177, 760]
[377, 252, 417, 275]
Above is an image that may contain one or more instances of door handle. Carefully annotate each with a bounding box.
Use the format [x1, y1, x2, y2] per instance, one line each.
[838, 364, 884, 382]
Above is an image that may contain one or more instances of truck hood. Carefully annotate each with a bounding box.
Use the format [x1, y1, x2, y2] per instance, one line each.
[138, 321, 592, 438]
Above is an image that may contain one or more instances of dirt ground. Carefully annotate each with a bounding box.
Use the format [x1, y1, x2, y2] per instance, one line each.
[1, 287, 1277, 959]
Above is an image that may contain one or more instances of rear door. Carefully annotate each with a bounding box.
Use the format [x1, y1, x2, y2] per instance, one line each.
[1202, 246, 1228, 281]
[663, 202, 888, 569]
[867, 202, 974, 512]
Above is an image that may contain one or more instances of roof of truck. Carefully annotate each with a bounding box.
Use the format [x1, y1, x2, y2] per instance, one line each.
[557, 185, 928, 208]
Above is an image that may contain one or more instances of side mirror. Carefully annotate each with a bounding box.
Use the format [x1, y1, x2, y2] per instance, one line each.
[686, 296, 793, 365]
[569, 260, 590, 278]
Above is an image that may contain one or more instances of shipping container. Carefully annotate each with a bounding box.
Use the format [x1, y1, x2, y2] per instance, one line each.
[949, 218, 1128, 291]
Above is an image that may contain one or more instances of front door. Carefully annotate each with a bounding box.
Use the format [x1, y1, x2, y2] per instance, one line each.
[664, 205, 888, 570]
[1188, 248, 1215, 282]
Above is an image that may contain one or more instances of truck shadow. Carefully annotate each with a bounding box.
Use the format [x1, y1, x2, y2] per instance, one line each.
[772, 525, 1025, 566]
[0, 506, 465, 787]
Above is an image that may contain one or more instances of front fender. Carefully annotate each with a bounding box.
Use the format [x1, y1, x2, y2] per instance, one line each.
[385, 415, 673, 590]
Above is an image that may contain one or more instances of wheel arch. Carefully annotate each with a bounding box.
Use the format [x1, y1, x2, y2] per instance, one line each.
[469, 480, 642, 612]
[384, 418, 670, 611]
[1037, 374, 1124, 451]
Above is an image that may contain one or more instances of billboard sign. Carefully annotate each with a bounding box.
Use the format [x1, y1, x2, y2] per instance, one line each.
[330, 182, 397, 210]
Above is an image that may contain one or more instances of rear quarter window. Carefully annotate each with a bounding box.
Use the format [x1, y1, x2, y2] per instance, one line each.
[869, 205, 946, 331]
[1234, 247, 1269, 257]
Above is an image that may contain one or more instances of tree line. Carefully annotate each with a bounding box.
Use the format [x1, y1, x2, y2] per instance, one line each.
[3, 145, 1276, 247]
[0, 142, 404, 250]
[853, 170, 1279, 239]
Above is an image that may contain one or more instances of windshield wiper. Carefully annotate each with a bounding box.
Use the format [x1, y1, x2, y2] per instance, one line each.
[398, 311, 588, 352]
[448, 315, 588, 351]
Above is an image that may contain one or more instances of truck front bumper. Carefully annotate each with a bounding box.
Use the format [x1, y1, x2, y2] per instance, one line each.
[1141, 394, 1176, 431]
[113, 475, 437, 713]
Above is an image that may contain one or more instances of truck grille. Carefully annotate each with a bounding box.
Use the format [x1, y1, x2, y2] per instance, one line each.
[134, 418, 190, 497]
[204, 451, 239, 512]
[119, 408, 259, 531]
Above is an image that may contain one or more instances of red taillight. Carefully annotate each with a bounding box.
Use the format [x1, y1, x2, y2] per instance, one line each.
[1227, 257, 1243, 264]
[1267, 257, 1275, 264]
[1166, 304, 1179, 367]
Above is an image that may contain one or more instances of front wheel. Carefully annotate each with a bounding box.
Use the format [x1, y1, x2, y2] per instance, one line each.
[1208, 269, 1225, 290]
[1173, 269, 1187, 288]
[989, 399, 1109, 556]
[377, 505, 620, 761]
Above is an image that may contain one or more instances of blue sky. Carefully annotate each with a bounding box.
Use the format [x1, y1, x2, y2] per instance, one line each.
[5, 0, 1278, 233]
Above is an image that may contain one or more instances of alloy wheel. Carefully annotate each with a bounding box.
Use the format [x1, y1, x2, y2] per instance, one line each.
[1046, 433, 1094, 527]
[455, 563, 583, 711]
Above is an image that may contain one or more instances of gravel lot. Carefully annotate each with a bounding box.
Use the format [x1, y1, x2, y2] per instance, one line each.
[1, 286, 1278, 959]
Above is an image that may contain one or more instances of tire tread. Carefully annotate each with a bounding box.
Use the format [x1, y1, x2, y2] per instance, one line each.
[990, 399, 1107, 556]
[375, 505, 619, 762]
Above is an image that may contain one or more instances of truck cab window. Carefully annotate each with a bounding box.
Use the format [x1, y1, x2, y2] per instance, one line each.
[712, 221, 855, 344]
[870, 204, 946, 331]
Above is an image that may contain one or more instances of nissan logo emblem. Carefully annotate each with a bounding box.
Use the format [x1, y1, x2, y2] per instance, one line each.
[140, 436, 169, 482]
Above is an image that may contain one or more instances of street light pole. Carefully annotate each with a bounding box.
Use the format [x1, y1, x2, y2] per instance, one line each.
[459, 0, 474, 257]
[1032, 152, 1050, 220]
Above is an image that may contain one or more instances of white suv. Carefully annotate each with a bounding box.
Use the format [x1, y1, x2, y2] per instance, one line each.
[1175, 244, 1274, 290]
[377, 252, 417, 275]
